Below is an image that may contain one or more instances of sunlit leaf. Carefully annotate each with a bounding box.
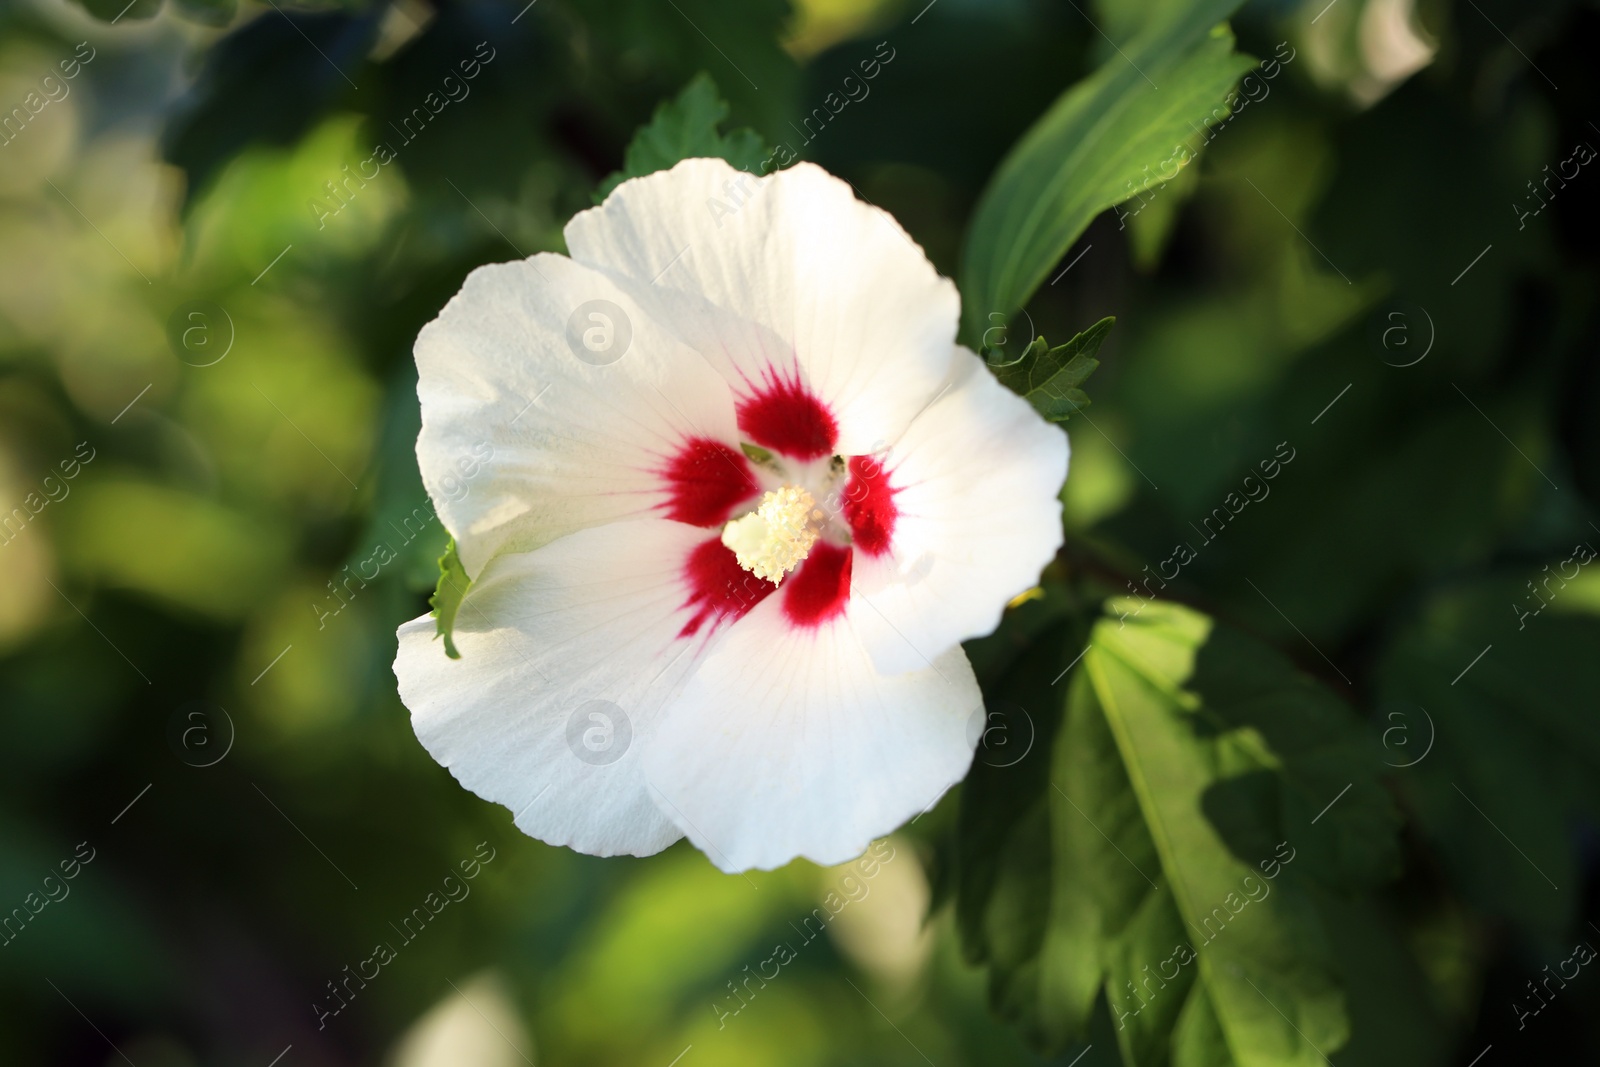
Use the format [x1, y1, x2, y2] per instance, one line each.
[958, 598, 1401, 1063]
[430, 537, 470, 659]
[959, 1, 1254, 343]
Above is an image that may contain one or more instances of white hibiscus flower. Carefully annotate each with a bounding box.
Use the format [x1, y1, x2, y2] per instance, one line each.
[394, 158, 1068, 873]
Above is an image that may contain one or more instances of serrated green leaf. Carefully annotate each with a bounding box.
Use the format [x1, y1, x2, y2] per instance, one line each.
[595, 73, 771, 202]
[959, 3, 1256, 344]
[958, 597, 1402, 1064]
[429, 538, 470, 659]
[987, 317, 1114, 422]
[1085, 603, 1348, 1067]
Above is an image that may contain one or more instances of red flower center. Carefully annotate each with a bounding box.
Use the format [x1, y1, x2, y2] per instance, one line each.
[669, 369, 901, 634]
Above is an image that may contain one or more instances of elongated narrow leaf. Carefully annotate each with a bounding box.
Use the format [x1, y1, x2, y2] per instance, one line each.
[959, 2, 1255, 343]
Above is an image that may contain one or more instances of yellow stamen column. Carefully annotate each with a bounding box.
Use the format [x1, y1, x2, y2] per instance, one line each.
[720, 486, 824, 585]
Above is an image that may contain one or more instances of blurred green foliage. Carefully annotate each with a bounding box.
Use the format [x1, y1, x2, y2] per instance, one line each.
[1, 0, 1598, 1064]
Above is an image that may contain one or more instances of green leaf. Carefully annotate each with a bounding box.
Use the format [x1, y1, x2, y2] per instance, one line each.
[958, 2, 1256, 344]
[1037, 646, 1165, 1046]
[429, 538, 470, 660]
[958, 598, 1402, 1064]
[1080, 604, 1350, 1067]
[955, 613, 1080, 1047]
[987, 317, 1113, 422]
[594, 73, 771, 202]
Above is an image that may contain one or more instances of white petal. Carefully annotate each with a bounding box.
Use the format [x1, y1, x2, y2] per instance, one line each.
[642, 597, 982, 872]
[415, 253, 750, 578]
[564, 159, 961, 456]
[850, 348, 1069, 674]
[394, 518, 757, 858]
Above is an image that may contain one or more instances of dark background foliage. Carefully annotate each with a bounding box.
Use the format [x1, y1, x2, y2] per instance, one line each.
[0, 0, 1596, 1063]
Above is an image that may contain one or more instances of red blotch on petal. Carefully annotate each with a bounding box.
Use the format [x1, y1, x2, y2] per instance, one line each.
[736, 373, 839, 461]
[681, 537, 774, 638]
[659, 437, 759, 527]
[842, 455, 898, 556]
[782, 542, 853, 628]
